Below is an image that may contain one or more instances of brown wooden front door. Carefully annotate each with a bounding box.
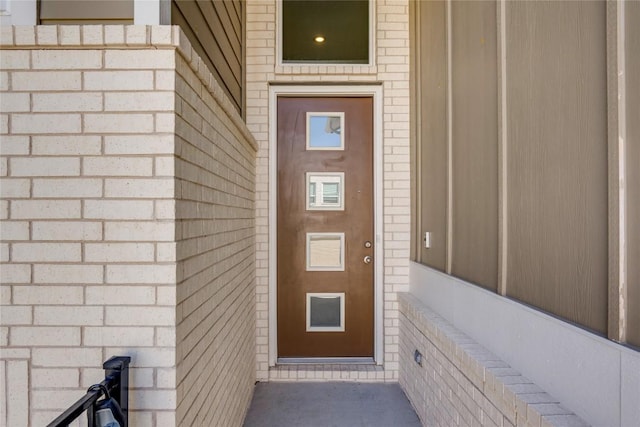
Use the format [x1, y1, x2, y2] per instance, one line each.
[277, 97, 374, 358]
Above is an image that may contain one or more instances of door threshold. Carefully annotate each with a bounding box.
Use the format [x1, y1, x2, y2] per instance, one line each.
[277, 357, 375, 365]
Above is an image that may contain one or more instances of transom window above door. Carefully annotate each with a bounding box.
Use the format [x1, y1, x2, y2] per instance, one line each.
[281, 0, 370, 64]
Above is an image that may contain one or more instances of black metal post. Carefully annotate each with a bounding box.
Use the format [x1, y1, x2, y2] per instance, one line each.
[47, 356, 131, 427]
[103, 356, 131, 427]
[87, 399, 96, 427]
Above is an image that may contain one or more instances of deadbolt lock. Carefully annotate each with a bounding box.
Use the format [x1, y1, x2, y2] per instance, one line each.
[364, 241, 372, 248]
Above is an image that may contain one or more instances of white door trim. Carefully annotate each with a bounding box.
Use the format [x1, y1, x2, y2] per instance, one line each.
[268, 84, 384, 366]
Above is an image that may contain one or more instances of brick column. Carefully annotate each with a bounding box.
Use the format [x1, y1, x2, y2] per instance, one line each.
[1, 25, 257, 426]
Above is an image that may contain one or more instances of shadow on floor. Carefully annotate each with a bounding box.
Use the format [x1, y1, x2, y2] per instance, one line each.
[243, 382, 422, 427]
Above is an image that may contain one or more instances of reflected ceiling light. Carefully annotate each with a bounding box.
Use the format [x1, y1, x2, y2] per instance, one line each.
[314, 35, 325, 43]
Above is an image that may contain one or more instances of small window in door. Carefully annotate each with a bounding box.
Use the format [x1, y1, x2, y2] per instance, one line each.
[306, 293, 345, 332]
[307, 113, 344, 150]
[306, 233, 345, 271]
[306, 172, 344, 210]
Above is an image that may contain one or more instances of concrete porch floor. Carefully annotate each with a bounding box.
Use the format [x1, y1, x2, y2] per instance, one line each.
[243, 382, 422, 427]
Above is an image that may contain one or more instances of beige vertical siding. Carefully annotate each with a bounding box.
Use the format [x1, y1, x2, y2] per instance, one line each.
[39, 0, 133, 24]
[415, 0, 448, 271]
[172, 0, 243, 114]
[451, 0, 498, 291]
[626, 0, 640, 347]
[412, 0, 616, 336]
[505, 0, 608, 333]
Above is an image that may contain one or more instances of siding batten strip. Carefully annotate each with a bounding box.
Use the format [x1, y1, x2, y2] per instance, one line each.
[606, 0, 627, 342]
[497, 0, 508, 296]
[617, 0, 627, 344]
[446, 0, 453, 275]
[625, 0, 640, 347]
[409, 0, 422, 261]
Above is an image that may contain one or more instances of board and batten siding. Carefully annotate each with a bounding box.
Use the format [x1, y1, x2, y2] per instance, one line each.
[413, 0, 448, 272]
[39, 0, 134, 24]
[505, 0, 608, 334]
[451, 0, 499, 292]
[172, 0, 244, 115]
[411, 0, 639, 344]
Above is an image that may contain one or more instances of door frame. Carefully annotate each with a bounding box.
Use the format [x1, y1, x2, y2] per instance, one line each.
[268, 84, 384, 366]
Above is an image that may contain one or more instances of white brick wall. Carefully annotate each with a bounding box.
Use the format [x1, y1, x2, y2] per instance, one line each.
[0, 29, 176, 425]
[245, 0, 411, 381]
[399, 293, 588, 427]
[1, 25, 256, 426]
[1, 358, 29, 426]
[172, 42, 256, 426]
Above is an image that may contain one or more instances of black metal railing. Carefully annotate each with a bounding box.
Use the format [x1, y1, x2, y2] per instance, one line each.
[47, 356, 131, 427]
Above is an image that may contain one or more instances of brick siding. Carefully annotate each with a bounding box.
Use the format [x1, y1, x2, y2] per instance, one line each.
[1, 25, 256, 426]
[173, 40, 256, 427]
[245, 0, 411, 382]
[399, 293, 588, 427]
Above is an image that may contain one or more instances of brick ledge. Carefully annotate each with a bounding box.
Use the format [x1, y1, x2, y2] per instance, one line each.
[399, 292, 589, 427]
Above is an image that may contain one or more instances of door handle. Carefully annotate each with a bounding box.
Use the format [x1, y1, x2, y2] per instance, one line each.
[363, 255, 372, 264]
